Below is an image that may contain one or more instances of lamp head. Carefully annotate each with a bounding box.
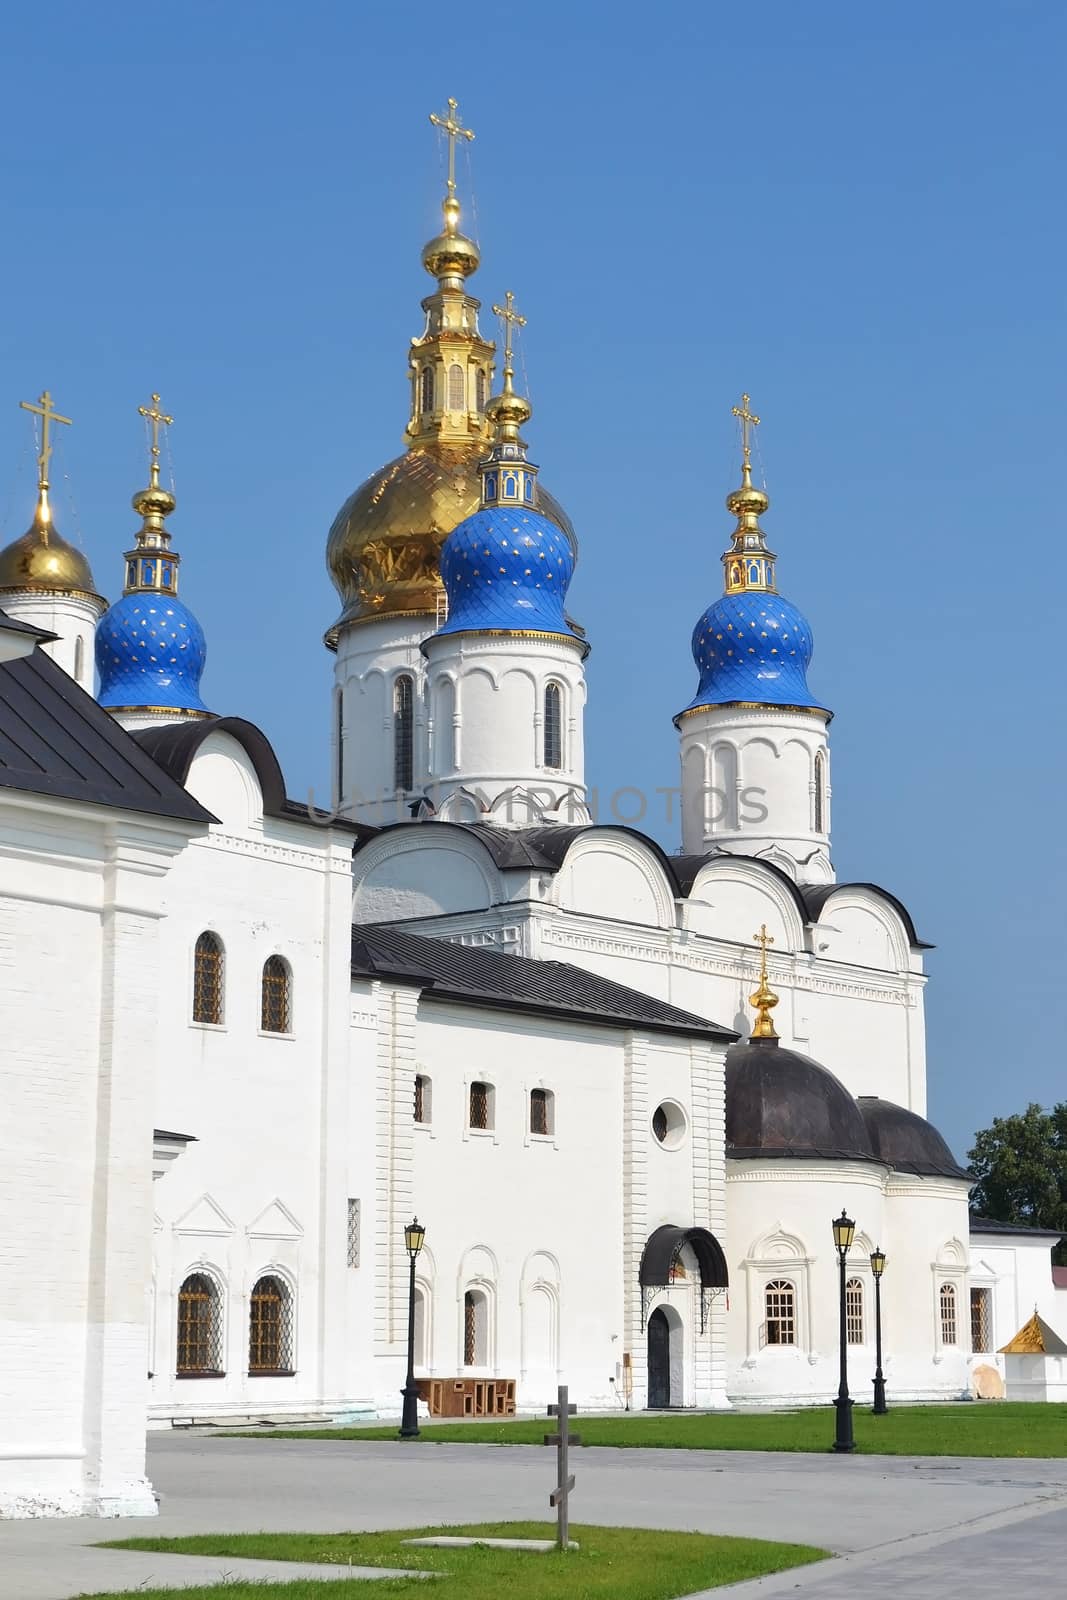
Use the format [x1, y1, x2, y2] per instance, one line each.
[404, 1216, 426, 1259]
[870, 1247, 886, 1279]
[831, 1210, 856, 1254]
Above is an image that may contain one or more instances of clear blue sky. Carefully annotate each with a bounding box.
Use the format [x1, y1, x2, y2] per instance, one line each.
[1, 2, 1063, 1157]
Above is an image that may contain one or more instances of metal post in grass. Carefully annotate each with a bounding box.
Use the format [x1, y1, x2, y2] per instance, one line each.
[870, 1247, 888, 1415]
[545, 1385, 580, 1550]
[398, 1217, 425, 1440]
[831, 1210, 856, 1453]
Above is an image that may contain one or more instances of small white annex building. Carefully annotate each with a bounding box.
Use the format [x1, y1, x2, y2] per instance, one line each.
[1, 107, 1064, 1517]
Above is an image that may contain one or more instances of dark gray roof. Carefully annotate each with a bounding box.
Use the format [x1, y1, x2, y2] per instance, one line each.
[725, 1036, 880, 1165]
[969, 1214, 1064, 1240]
[858, 1097, 970, 1180]
[351, 924, 738, 1041]
[0, 628, 214, 824]
[153, 1128, 197, 1144]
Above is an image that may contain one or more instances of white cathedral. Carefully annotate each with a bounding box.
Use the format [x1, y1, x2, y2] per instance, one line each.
[1, 104, 1063, 1520]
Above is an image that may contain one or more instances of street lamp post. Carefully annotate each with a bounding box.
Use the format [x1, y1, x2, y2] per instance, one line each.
[831, 1209, 856, 1453]
[870, 1247, 888, 1415]
[399, 1216, 426, 1440]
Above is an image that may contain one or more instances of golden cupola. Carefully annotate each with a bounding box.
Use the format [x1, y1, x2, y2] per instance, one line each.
[0, 391, 104, 605]
[325, 97, 574, 636]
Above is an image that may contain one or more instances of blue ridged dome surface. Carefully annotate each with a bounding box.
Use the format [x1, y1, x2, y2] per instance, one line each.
[96, 593, 209, 712]
[435, 506, 581, 639]
[681, 590, 828, 714]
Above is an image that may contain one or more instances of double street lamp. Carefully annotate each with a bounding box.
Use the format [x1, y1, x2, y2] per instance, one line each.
[399, 1216, 426, 1440]
[870, 1247, 888, 1415]
[831, 1210, 855, 1453]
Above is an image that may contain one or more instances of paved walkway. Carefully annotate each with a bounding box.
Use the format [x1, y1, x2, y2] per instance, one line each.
[1, 1433, 1066, 1598]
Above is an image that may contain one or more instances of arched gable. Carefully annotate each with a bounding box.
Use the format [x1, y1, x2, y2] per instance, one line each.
[684, 855, 806, 951]
[551, 828, 676, 928]
[809, 886, 912, 972]
[351, 823, 505, 922]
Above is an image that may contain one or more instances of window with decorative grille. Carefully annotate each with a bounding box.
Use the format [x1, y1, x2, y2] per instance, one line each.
[176, 1273, 223, 1375]
[970, 1286, 991, 1351]
[346, 1199, 360, 1268]
[448, 363, 465, 411]
[845, 1278, 864, 1344]
[940, 1282, 958, 1345]
[394, 674, 414, 791]
[248, 1275, 294, 1374]
[261, 956, 291, 1033]
[192, 932, 224, 1024]
[543, 683, 563, 770]
[530, 1088, 550, 1136]
[420, 365, 435, 414]
[764, 1280, 796, 1345]
[463, 1291, 477, 1365]
[469, 1080, 490, 1130]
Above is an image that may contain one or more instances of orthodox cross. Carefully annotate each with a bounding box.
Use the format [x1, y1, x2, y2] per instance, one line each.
[491, 290, 527, 370]
[753, 922, 774, 979]
[750, 924, 779, 1040]
[429, 96, 475, 198]
[138, 393, 173, 488]
[544, 1385, 580, 1551]
[20, 390, 72, 490]
[732, 392, 760, 469]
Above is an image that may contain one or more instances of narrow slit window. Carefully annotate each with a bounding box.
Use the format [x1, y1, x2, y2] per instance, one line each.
[476, 368, 487, 411]
[970, 1286, 991, 1352]
[448, 363, 465, 411]
[543, 683, 562, 770]
[193, 932, 224, 1024]
[394, 674, 414, 791]
[530, 1088, 550, 1136]
[814, 751, 828, 834]
[420, 366, 435, 413]
[414, 1073, 431, 1124]
[469, 1080, 491, 1131]
[261, 956, 291, 1033]
[346, 1199, 360, 1268]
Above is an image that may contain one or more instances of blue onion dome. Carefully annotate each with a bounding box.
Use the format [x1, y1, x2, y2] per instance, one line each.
[678, 399, 829, 719]
[430, 352, 584, 648]
[96, 437, 211, 716]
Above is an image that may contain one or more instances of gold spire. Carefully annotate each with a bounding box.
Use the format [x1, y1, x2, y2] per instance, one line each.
[19, 389, 72, 530]
[749, 923, 780, 1040]
[486, 290, 532, 443]
[723, 391, 775, 596]
[123, 392, 180, 597]
[423, 95, 480, 282]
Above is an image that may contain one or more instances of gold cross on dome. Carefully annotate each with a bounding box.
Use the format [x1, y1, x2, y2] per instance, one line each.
[429, 96, 475, 198]
[20, 389, 72, 489]
[753, 923, 774, 976]
[491, 290, 527, 369]
[138, 392, 173, 488]
[732, 392, 761, 469]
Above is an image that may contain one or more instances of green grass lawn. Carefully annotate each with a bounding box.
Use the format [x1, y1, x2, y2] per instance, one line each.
[87, 1522, 827, 1599]
[225, 1402, 1067, 1457]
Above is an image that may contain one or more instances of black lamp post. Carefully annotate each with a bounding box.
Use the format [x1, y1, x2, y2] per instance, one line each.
[870, 1247, 887, 1415]
[831, 1209, 856, 1453]
[399, 1216, 426, 1440]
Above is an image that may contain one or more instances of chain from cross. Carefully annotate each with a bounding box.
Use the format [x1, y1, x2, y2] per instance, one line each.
[429, 96, 475, 198]
[491, 290, 527, 370]
[19, 390, 72, 489]
[139, 393, 173, 488]
[732, 392, 760, 468]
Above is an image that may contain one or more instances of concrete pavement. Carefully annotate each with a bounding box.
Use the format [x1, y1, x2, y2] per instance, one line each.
[0, 1431, 1065, 1598]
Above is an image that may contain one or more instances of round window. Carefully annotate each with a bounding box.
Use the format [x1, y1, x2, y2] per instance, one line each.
[652, 1101, 687, 1149]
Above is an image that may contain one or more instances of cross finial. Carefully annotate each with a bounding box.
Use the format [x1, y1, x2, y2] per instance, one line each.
[19, 390, 72, 526]
[429, 95, 475, 201]
[732, 392, 761, 476]
[491, 290, 527, 374]
[138, 393, 173, 489]
[749, 923, 779, 1040]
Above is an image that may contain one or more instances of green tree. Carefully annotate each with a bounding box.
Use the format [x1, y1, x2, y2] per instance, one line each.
[968, 1102, 1067, 1263]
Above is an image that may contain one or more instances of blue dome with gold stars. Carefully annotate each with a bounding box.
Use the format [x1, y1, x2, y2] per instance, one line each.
[436, 504, 580, 639]
[682, 590, 827, 714]
[96, 592, 209, 713]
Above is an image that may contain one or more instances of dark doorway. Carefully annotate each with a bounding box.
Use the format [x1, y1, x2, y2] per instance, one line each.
[647, 1308, 672, 1408]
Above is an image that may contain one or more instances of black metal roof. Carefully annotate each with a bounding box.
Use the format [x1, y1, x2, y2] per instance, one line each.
[351, 923, 738, 1041]
[132, 716, 374, 836]
[969, 1214, 1064, 1240]
[726, 1036, 879, 1164]
[857, 1096, 970, 1180]
[639, 1225, 729, 1288]
[0, 628, 214, 824]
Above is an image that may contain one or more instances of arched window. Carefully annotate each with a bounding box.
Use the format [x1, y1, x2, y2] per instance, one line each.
[764, 1280, 796, 1346]
[814, 751, 828, 834]
[940, 1282, 958, 1345]
[413, 1285, 428, 1367]
[335, 686, 344, 803]
[530, 1087, 554, 1137]
[448, 363, 465, 411]
[261, 956, 292, 1034]
[420, 366, 435, 413]
[248, 1274, 294, 1374]
[463, 1288, 488, 1366]
[74, 634, 85, 683]
[414, 1073, 431, 1125]
[845, 1278, 864, 1344]
[176, 1273, 223, 1376]
[476, 368, 487, 411]
[192, 932, 224, 1025]
[394, 674, 414, 791]
[469, 1080, 493, 1131]
[543, 683, 563, 770]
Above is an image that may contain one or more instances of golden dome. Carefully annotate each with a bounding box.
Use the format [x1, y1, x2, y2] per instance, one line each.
[326, 439, 575, 632]
[0, 504, 103, 602]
